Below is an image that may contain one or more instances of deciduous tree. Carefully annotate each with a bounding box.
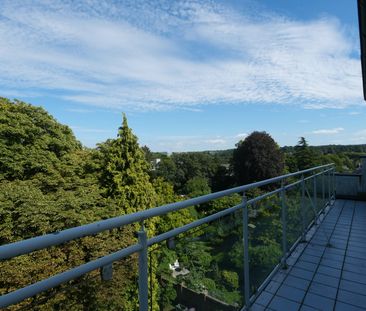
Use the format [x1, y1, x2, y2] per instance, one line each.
[232, 131, 284, 185]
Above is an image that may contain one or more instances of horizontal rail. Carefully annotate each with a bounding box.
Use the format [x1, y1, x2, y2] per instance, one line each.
[0, 243, 142, 308]
[0, 164, 333, 260]
[148, 203, 243, 246]
[284, 168, 333, 191]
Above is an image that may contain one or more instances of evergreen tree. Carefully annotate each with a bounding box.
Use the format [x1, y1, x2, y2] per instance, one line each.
[98, 114, 156, 214]
[294, 137, 316, 170]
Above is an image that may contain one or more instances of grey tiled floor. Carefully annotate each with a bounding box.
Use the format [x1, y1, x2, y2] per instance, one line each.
[251, 200, 366, 311]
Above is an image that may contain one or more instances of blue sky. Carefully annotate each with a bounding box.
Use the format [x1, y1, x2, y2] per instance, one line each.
[0, 0, 365, 152]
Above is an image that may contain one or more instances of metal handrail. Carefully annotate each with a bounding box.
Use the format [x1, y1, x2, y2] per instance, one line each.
[0, 163, 333, 260]
[0, 164, 335, 310]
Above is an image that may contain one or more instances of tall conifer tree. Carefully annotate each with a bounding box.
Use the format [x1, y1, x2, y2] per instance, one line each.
[101, 114, 155, 214]
[294, 137, 316, 170]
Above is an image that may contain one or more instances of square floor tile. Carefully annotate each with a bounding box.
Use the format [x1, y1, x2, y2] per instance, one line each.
[283, 275, 310, 291]
[277, 284, 306, 303]
[269, 296, 300, 311]
[339, 279, 366, 296]
[303, 292, 334, 311]
[290, 267, 314, 281]
[342, 271, 366, 285]
[320, 258, 343, 270]
[265, 280, 281, 294]
[317, 265, 342, 278]
[308, 281, 337, 299]
[335, 301, 366, 311]
[337, 289, 366, 309]
[255, 291, 273, 307]
[313, 273, 339, 288]
[295, 260, 318, 272]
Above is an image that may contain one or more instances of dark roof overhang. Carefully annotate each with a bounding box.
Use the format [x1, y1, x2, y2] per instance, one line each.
[358, 0, 366, 100]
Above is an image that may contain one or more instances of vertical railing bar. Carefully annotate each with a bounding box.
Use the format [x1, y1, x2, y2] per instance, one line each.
[313, 175, 317, 223]
[300, 174, 306, 242]
[305, 182, 330, 244]
[281, 180, 288, 269]
[149, 252, 153, 311]
[332, 167, 336, 203]
[138, 222, 148, 311]
[242, 193, 250, 310]
[322, 170, 325, 209]
[328, 170, 331, 205]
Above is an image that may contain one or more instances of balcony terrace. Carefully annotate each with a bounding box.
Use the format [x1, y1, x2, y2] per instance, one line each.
[251, 199, 366, 311]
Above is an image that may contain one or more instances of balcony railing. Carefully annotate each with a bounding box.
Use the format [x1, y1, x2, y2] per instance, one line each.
[0, 164, 335, 310]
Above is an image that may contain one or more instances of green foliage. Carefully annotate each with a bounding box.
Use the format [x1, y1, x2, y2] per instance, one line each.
[221, 270, 239, 290]
[0, 98, 81, 190]
[0, 177, 139, 310]
[153, 178, 196, 234]
[208, 194, 242, 214]
[249, 242, 282, 269]
[0, 103, 146, 310]
[293, 137, 317, 170]
[184, 176, 211, 198]
[153, 152, 221, 193]
[233, 131, 285, 185]
[97, 115, 156, 214]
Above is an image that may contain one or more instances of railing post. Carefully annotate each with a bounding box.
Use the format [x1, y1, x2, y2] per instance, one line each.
[138, 223, 148, 311]
[313, 176, 317, 216]
[300, 174, 306, 242]
[332, 168, 335, 203]
[322, 171, 325, 209]
[242, 193, 250, 310]
[328, 170, 331, 205]
[281, 180, 288, 269]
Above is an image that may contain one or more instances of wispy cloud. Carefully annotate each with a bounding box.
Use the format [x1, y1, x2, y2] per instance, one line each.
[66, 108, 95, 113]
[311, 127, 344, 135]
[144, 132, 246, 152]
[204, 139, 226, 145]
[236, 133, 248, 139]
[0, 0, 363, 111]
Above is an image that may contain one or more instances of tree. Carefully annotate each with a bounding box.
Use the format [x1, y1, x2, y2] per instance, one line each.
[232, 131, 285, 185]
[184, 176, 211, 198]
[211, 165, 235, 192]
[0, 105, 145, 310]
[0, 98, 81, 189]
[97, 114, 156, 214]
[141, 145, 153, 164]
[294, 137, 316, 170]
[154, 152, 219, 193]
[152, 156, 178, 185]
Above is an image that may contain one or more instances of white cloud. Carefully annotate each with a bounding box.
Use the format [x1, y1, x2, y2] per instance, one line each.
[311, 127, 344, 135]
[67, 108, 94, 113]
[0, 0, 363, 111]
[144, 133, 245, 152]
[205, 139, 226, 145]
[348, 111, 361, 115]
[236, 133, 248, 139]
